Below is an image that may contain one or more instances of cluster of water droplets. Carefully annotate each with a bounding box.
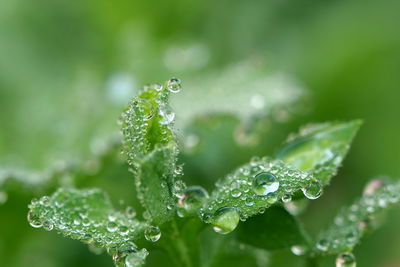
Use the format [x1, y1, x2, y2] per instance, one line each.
[314, 179, 400, 257]
[107, 242, 149, 267]
[199, 157, 322, 234]
[27, 188, 148, 255]
[121, 78, 182, 166]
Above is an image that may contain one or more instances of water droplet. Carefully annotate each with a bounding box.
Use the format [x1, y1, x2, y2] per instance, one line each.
[301, 180, 322, 200]
[291, 245, 307, 256]
[177, 186, 209, 216]
[107, 221, 118, 232]
[245, 198, 254, 207]
[144, 226, 161, 242]
[125, 248, 149, 267]
[336, 252, 356, 267]
[40, 196, 50, 206]
[125, 206, 136, 218]
[42, 220, 54, 231]
[281, 194, 292, 203]
[27, 211, 42, 228]
[211, 207, 240, 235]
[167, 77, 182, 93]
[173, 180, 187, 198]
[231, 189, 242, 198]
[252, 172, 280, 196]
[136, 99, 155, 121]
[119, 225, 130, 236]
[316, 239, 329, 251]
[363, 179, 385, 196]
[159, 104, 175, 125]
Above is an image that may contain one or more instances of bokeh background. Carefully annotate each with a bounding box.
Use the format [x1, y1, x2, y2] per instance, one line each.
[1, 0, 400, 266]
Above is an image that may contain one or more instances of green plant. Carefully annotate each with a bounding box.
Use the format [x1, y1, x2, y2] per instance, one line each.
[25, 78, 400, 267]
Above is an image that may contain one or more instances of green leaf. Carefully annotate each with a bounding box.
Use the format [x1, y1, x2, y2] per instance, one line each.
[200, 157, 320, 229]
[134, 144, 178, 224]
[121, 82, 177, 163]
[173, 60, 306, 126]
[236, 206, 308, 251]
[277, 121, 362, 185]
[314, 179, 400, 255]
[121, 80, 183, 224]
[27, 188, 149, 266]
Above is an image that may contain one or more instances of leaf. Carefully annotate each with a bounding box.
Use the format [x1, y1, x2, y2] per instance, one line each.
[121, 83, 177, 163]
[0, 136, 122, 195]
[134, 144, 178, 224]
[314, 179, 400, 255]
[277, 121, 362, 185]
[121, 80, 183, 224]
[27, 188, 149, 266]
[236, 206, 308, 251]
[173, 60, 307, 126]
[199, 157, 320, 228]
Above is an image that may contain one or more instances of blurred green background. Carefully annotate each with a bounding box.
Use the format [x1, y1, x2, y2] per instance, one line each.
[1, 0, 400, 266]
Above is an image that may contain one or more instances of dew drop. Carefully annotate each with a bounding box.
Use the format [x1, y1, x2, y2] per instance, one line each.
[107, 221, 118, 233]
[177, 186, 209, 216]
[119, 225, 130, 236]
[159, 104, 175, 125]
[40, 196, 50, 206]
[291, 244, 307, 256]
[125, 248, 149, 267]
[173, 180, 187, 198]
[336, 252, 356, 267]
[27, 211, 42, 228]
[136, 99, 155, 121]
[144, 226, 161, 242]
[42, 220, 54, 231]
[252, 172, 280, 196]
[167, 77, 182, 93]
[211, 207, 240, 235]
[231, 188, 242, 198]
[125, 206, 136, 218]
[281, 194, 292, 203]
[316, 239, 329, 251]
[301, 180, 322, 200]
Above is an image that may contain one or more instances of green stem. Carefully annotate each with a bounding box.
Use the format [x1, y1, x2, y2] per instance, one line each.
[168, 219, 193, 267]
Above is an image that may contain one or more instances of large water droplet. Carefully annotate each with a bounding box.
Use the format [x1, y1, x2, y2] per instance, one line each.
[252, 172, 280, 196]
[27, 211, 42, 228]
[107, 221, 118, 232]
[144, 226, 161, 242]
[211, 207, 240, 235]
[167, 77, 182, 93]
[177, 186, 209, 216]
[136, 99, 155, 121]
[336, 252, 356, 267]
[301, 180, 322, 199]
[173, 180, 187, 198]
[159, 105, 175, 125]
